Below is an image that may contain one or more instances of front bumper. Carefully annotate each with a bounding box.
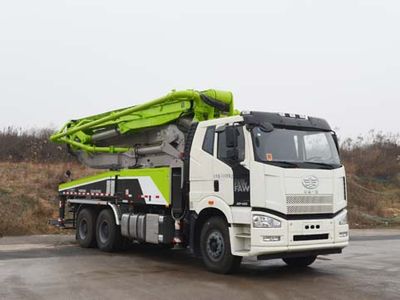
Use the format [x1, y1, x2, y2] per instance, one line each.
[230, 209, 349, 257]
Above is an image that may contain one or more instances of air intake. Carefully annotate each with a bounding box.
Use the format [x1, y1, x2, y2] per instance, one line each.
[286, 195, 333, 214]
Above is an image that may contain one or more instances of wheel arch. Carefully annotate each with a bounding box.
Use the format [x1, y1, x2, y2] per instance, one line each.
[72, 201, 120, 226]
[107, 203, 121, 225]
[192, 206, 231, 257]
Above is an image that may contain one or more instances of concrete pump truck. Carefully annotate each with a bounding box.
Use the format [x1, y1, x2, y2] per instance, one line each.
[50, 89, 349, 273]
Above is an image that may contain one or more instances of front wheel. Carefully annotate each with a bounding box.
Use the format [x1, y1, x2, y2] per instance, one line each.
[200, 217, 242, 274]
[282, 255, 317, 267]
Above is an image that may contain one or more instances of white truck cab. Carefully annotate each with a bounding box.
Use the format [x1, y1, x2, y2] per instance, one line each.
[189, 111, 348, 272]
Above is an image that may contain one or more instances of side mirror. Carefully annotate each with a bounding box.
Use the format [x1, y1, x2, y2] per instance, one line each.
[260, 122, 274, 132]
[225, 126, 238, 148]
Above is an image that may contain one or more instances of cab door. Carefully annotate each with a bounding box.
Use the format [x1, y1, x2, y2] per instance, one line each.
[214, 124, 250, 207]
[189, 125, 219, 204]
[189, 122, 250, 208]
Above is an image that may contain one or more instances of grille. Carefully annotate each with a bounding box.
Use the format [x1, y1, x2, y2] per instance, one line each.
[286, 195, 333, 214]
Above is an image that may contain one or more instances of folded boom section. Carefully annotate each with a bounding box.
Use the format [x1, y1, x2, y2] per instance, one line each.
[51, 89, 236, 169]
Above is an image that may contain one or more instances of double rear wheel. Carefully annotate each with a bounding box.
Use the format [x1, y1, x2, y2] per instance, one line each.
[76, 207, 126, 251]
[76, 208, 96, 248]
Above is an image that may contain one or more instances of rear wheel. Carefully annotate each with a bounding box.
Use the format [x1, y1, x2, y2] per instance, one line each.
[200, 217, 242, 274]
[282, 255, 317, 267]
[96, 209, 123, 252]
[76, 208, 97, 248]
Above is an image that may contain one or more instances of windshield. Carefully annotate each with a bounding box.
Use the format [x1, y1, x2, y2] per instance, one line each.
[251, 127, 341, 169]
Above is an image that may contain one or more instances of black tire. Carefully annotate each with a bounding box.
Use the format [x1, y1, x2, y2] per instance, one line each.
[282, 255, 317, 267]
[200, 216, 242, 274]
[96, 209, 123, 252]
[76, 208, 97, 248]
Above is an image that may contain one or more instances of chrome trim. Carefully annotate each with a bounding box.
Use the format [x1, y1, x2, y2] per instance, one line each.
[67, 199, 108, 205]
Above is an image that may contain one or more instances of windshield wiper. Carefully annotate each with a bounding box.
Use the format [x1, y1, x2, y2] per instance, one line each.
[303, 162, 337, 169]
[268, 161, 299, 168]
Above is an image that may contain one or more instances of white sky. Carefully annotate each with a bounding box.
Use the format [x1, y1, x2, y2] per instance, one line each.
[0, 0, 399, 138]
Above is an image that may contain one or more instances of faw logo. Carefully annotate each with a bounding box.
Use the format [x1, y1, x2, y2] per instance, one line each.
[234, 179, 250, 193]
[302, 175, 319, 189]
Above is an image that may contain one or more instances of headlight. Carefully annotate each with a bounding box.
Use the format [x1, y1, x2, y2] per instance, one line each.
[253, 215, 281, 228]
[339, 211, 348, 225]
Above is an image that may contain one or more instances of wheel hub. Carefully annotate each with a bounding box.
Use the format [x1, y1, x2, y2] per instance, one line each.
[99, 221, 110, 244]
[206, 231, 225, 261]
[79, 219, 88, 240]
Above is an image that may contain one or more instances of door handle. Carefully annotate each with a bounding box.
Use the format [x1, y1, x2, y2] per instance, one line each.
[214, 180, 219, 192]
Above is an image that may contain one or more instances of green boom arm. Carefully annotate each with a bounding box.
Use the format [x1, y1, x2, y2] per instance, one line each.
[50, 89, 237, 154]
